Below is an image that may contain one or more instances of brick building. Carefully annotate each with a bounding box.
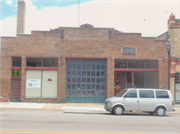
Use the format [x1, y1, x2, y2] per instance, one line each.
[156, 13, 180, 104]
[0, 0, 169, 103]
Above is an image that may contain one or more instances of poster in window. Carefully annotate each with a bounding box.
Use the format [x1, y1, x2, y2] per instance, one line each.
[27, 79, 41, 88]
[114, 80, 121, 90]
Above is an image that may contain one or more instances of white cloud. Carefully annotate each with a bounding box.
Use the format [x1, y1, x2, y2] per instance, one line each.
[1, 0, 179, 37]
[5, 0, 13, 5]
[0, 17, 17, 37]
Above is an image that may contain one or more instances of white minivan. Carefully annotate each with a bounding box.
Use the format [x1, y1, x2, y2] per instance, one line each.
[104, 88, 175, 116]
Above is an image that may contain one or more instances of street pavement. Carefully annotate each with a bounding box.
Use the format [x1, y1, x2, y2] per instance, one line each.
[0, 102, 180, 114]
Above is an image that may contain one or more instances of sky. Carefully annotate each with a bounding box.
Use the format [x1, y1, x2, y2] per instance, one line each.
[0, 0, 179, 37]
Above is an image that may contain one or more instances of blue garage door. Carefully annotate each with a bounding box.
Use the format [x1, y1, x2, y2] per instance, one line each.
[66, 59, 107, 103]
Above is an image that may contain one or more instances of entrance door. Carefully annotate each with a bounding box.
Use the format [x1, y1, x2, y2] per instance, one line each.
[175, 83, 180, 104]
[11, 78, 21, 102]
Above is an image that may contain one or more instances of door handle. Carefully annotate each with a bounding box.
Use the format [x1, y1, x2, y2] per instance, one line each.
[137, 100, 139, 103]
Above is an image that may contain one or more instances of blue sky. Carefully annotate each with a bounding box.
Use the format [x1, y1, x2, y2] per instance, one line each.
[0, 0, 179, 37]
[1, 0, 91, 19]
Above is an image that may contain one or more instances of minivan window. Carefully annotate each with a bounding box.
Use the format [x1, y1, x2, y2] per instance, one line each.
[156, 91, 169, 98]
[116, 90, 127, 97]
[124, 90, 137, 98]
[139, 90, 154, 98]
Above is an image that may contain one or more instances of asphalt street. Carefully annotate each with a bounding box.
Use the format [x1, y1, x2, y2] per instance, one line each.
[0, 109, 180, 134]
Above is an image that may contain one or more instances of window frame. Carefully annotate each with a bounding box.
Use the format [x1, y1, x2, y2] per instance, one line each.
[26, 58, 58, 68]
[123, 47, 136, 55]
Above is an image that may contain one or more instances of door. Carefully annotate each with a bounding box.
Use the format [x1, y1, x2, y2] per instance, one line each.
[66, 59, 107, 103]
[114, 78, 122, 96]
[123, 90, 139, 111]
[175, 83, 180, 104]
[11, 78, 21, 102]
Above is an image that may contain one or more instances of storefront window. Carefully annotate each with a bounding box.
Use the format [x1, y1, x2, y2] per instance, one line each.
[146, 60, 158, 69]
[129, 60, 144, 69]
[125, 72, 132, 88]
[12, 58, 21, 67]
[175, 73, 180, 83]
[43, 59, 58, 67]
[115, 60, 127, 68]
[146, 72, 158, 88]
[12, 70, 21, 77]
[133, 72, 145, 88]
[27, 58, 58, 67]
[27, 58, 41, 67]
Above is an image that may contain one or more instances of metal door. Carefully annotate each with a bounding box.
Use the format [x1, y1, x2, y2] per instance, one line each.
[66, 59, 107, 103]
[175, 83, 180, 104]
[11, 78, 21, 102]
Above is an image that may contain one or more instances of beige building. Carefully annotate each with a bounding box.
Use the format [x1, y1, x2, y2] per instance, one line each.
[156, 13, 180, 104]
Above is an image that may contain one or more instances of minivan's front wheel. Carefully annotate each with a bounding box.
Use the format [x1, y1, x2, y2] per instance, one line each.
[156, 107, 166, 116]
[113, 106, 124, 115]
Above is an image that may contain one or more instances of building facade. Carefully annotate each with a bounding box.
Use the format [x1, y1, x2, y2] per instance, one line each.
[0, 0, 169, 103]
[156, 13, 180, 104]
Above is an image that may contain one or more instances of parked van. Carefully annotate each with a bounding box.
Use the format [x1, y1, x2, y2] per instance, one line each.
[104, 88, 175, 116]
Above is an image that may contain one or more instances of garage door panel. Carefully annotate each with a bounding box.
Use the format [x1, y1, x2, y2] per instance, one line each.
[66, 59, 107, 103]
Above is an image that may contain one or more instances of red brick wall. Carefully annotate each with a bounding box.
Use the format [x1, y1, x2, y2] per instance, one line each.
[0, 28, 168, 103]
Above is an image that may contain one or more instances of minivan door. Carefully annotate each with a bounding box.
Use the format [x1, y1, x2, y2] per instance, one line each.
[123, 90, 139, 111]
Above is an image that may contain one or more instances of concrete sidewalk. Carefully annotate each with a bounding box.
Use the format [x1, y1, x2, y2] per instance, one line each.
[0, 102, 180, 114]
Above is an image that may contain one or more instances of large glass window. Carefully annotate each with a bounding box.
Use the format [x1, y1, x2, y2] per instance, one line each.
[146, 72, 158, 88]
[125, 72, 132, 88]
[27, 58, 41, 67]
[115, 60, 158, 69]
[115, 60, 127, 68]
[26, 58, 58, 67]
[139, 90, 154, 98]
[43, 59, 58, 67]
[12, 58, 21, 67]
[133, 72, 145, 88]
[129, 60, 144, 68]
[146, 60, 158, 69]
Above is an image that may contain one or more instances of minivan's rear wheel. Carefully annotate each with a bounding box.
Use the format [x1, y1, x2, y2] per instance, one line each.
[156, 107, 166, 116]
[113, 106, 124, 115]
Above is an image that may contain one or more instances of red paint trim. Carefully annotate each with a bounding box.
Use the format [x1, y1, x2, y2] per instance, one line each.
[13, 95, 19, 97]
[114, 68, 158, 72]
[176, 60, 180, 65]
[13, 91, 19, 93]
[170, 73, 175, 77]
[66, 57, 107, 59]
[26, 67, 58, 70]
[11, 67, 21, 70]
[13, 88, 19, 90]
[13, 98, 20, 100]
[11, 77, 21, 79]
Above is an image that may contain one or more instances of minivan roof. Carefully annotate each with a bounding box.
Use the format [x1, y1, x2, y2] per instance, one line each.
[126, 88, 168, 91]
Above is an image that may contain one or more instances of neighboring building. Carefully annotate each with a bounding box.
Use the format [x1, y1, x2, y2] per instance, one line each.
[156, 13, 180, 104]
[0, 0, 169, 103]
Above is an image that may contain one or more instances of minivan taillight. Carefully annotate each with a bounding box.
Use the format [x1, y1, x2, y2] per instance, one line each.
[172, 101, 174, 106]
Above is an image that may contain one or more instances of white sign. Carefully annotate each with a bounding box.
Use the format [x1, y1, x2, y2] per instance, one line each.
[27, 79, 41, 88]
